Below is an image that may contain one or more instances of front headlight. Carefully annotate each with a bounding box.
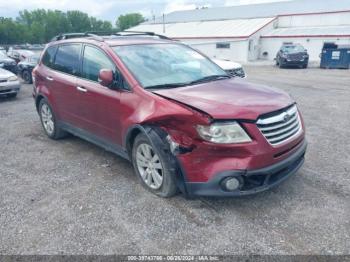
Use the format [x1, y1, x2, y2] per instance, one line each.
[7, 76, 18, 81]
[196, 122, 252, 144]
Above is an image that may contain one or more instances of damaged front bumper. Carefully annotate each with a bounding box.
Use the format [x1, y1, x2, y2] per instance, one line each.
[183, 139, 307, 197]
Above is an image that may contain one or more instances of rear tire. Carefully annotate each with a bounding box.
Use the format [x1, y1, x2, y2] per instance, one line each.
[132, 132, 178, 198]
[39, 99, 67, 140]
[22, 70, 32, 84]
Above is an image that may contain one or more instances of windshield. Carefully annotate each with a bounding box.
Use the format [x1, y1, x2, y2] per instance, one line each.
[113, 44, 227, 89]
[281, 45, 305, 53]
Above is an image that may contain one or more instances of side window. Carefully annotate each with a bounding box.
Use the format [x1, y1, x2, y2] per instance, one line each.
[82, 45, 115, 82]
[53, 44, 81, 76]
[42, 46, 57, 68]
[216, 42, 230, 49]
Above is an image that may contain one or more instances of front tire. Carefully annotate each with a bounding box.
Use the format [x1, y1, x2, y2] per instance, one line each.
[39, 99, 67, 140]
[132, 132, 178, 197]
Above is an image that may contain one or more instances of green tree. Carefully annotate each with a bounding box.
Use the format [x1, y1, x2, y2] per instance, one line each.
[66, 10, 91, 32]
[116, 13, 145, 31]
[0, 9, 114, 44]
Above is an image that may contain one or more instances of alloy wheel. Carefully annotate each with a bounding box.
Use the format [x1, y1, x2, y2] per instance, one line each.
[41, 104, 55, 135]
[136, 143, 163, 189]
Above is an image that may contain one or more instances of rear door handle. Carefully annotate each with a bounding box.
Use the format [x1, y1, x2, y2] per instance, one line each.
[46, 76, 54, 81]
[76, 86, 87, 93]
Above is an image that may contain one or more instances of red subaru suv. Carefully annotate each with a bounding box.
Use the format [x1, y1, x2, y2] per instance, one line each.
[32, 32, 306, 198]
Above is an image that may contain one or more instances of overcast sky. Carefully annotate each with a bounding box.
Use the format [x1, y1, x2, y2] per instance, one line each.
[0, 0, 289, 23]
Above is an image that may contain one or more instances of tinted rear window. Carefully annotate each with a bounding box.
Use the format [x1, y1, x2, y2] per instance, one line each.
[281, 45, 305, 53]
[53, 44, 81, 76]
[42, 46, 57, 68]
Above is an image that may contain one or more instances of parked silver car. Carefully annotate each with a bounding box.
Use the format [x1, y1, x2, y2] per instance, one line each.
[0, 68, 21, 98]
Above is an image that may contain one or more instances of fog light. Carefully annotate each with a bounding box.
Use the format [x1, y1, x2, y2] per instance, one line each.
[223, 177, 240, 191]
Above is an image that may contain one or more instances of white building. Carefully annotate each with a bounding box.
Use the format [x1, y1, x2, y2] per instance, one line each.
[130, 0, 350, 62]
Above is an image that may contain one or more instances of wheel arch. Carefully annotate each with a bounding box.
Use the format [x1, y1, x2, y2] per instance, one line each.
[124, 125, 145, 159]
[124, 124, 189, 196]
[35, 94, 47, 112]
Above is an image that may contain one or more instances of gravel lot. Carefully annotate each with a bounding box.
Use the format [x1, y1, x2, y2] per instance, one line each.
[0, 66, 349, 255]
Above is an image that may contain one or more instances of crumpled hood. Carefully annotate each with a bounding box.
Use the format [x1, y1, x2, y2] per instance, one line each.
[153, 78, 294, 120]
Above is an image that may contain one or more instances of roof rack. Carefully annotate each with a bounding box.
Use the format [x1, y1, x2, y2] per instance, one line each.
[116, 31, 173, 40]
[50, 31, 173, 42]
[85, 31, 119, 36]
[50, 33, 104, 42]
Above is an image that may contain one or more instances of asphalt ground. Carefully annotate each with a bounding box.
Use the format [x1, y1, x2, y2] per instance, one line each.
[0, 65, 349, 255]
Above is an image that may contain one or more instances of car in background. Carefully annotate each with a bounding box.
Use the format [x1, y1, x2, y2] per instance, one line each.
[7, 48, 35, 63]
[0, 68, 21, 98]
[0, 51, 18, 74]
[17, 54, 40, 83]
[275, 44, 309, 68]
[28, 44, 44, 51]
[212, 58, 246, 78]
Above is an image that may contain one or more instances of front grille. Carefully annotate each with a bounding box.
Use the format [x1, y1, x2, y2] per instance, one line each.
[257, 105, 302, 146]
[225, 68, 245, 78]
[0, 79, 7, 83]
[0, 89, 12, 93]
[288, 53, 303, 61]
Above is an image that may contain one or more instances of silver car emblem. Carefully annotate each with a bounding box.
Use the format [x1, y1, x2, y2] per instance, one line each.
[283, 113, 291, 122]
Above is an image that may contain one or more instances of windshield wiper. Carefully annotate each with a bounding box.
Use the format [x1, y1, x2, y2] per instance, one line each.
[144, 74, 230, 90]
[188, 74, 230, 85]
[144, 82, 189, 90]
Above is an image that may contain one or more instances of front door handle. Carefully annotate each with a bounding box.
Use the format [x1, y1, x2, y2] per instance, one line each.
[76, 86, 87, 93]
[46, 76, 54, 81]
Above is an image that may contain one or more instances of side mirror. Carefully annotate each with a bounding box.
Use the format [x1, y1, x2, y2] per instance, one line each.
[98, 69, 114, 87]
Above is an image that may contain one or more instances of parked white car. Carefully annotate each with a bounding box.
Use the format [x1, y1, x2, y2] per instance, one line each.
[7, 48, 35, 63]
[212, 58, 246, 78]
[0, 68, 21, 98]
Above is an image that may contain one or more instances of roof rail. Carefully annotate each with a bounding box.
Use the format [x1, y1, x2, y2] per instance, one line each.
[117, 31, 173, 40]
[85, 31, 119, 36]
[50, 31, 173, 42]
[50, 33, 104, 42]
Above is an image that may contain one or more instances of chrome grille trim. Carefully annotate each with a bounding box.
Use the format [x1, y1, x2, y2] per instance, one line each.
[257, 105, 302, 146]
[264, 121, 299, 138]
[257, 105, 297, 125]
[258, 113, 298, 132]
